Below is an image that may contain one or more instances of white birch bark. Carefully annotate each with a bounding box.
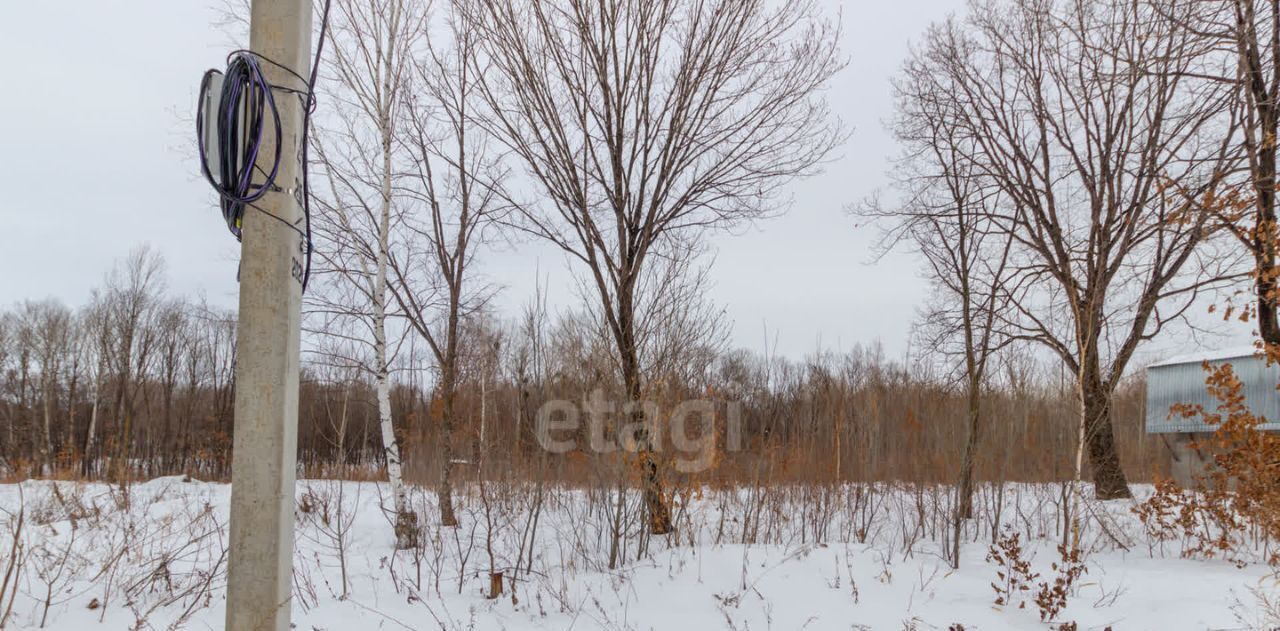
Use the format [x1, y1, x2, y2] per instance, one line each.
[373, 105, 412, 547]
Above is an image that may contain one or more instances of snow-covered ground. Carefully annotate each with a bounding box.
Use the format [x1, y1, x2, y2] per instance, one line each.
[0, 478, 1275, 630]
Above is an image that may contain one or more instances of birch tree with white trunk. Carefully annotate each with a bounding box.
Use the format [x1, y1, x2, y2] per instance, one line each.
[308, 0, 426, 546]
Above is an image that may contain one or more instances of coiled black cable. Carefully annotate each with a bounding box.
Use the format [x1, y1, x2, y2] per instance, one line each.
[197, 52, 282, 240]
[196, 0, 330, 292]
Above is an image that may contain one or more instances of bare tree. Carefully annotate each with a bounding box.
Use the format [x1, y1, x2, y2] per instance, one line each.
[1163, 0, 1280, 345]
[309, 0, 427, 543]
[1227, 0, 1280, 345]
[60, 314, 86, 473]
[383, 0, 508, 528]
[98, 245, 166, 500]
[867, 54, 1018, 564]
[191, 300, 239, 476]
[14, 300, 73, 474]
[151, 300, 190, 475]
[899, 0, 1241, 499]
[79, 298, 112, 477]
[469, 0, 844, 533]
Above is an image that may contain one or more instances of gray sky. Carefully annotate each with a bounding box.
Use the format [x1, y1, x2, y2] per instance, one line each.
[0, 0, 1252, 362]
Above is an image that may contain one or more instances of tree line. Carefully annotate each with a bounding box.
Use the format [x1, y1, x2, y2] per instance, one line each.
[0, 247, 1165, 488]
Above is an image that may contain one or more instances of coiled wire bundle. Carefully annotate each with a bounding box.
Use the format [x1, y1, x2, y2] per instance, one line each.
[197, 52, 284, 240]
[195, 0, 330, 292]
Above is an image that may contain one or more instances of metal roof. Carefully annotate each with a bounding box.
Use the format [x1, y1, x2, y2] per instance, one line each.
[1149, 345, 1262, 368]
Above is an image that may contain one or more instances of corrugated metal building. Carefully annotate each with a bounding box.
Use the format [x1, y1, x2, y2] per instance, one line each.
[1146, 346, 1280, 433]
[1145, 345, 1279, 485]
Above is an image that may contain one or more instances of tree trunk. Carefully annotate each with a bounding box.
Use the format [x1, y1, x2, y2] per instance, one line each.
[956, 377, 981, 520]
[336, 382, 350, 465]
[437, 364, 459, 528]
[1079, 376, 1131, 500]
[18, 351, 31, 474]
[115, 398, 133, 507]
[65, 366, 78, 472]
[619, 339, 671, 535]
[476, 371, 486, 468]
[1259, 282, 1279, 345]
[376, 354, 417, 547]
[83, 374, 100, 477]
[41, 382, 53, 476]
[1245, 17, 1280, 347]
[1255, 235, 1280, 346]
[1254, 140, 1278, 344]
[373, 235, 416, 546]
[372, 84, 420, 542]
[110, 359, 128, 486]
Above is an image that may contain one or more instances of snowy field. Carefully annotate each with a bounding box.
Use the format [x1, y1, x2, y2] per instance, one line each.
[0, 478, 1275, 630]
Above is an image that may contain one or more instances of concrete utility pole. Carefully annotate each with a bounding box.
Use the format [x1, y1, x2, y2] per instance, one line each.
[225, 1, 312, 629]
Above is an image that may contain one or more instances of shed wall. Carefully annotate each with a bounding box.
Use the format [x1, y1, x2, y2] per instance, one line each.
[1146, 355, 1280, 433]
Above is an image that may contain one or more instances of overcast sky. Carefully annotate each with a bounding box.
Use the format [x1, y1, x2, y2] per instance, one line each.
[0, 0, 1253, 362]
